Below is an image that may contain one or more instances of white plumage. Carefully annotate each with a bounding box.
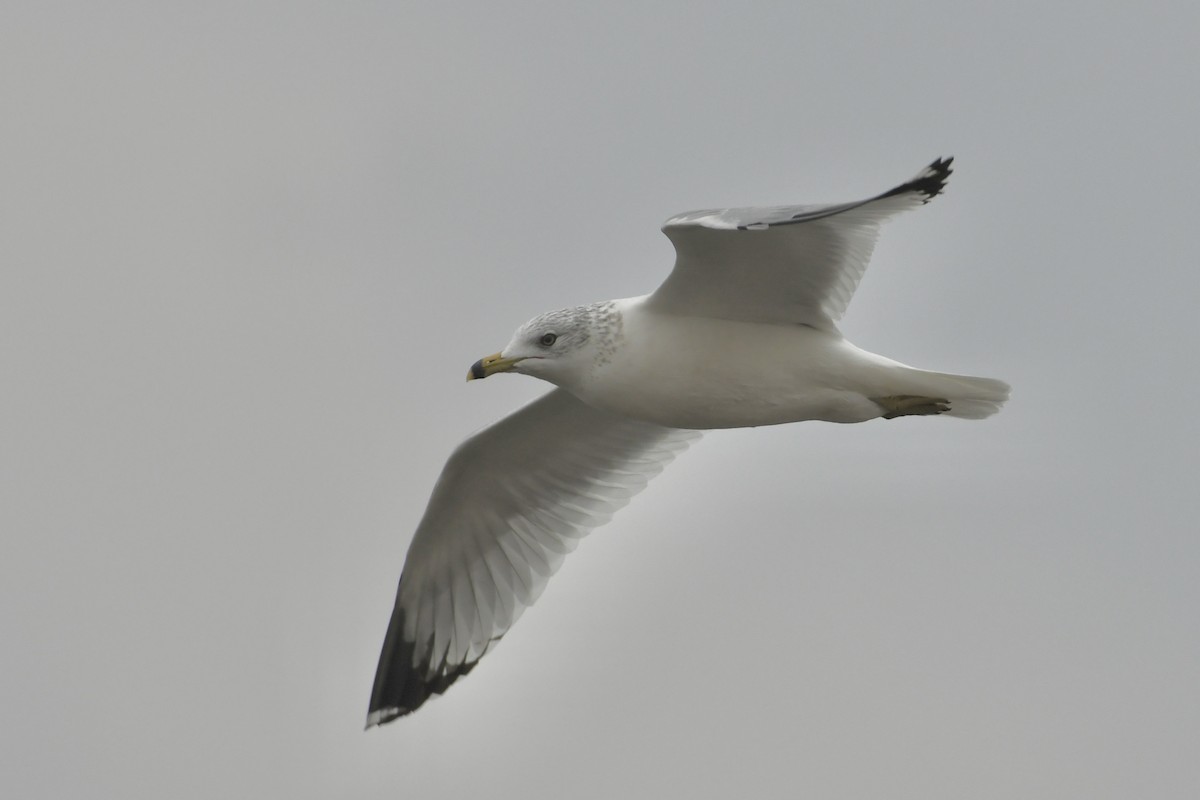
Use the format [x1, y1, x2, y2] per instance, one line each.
[367, 157, 1009, 726]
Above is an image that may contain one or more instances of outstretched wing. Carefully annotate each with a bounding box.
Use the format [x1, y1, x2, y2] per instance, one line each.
[367, 389, 699, 726]
[647, 157, 953, 329]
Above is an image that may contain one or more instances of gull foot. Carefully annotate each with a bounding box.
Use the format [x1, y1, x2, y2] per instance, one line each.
[873, 395, 951, 419]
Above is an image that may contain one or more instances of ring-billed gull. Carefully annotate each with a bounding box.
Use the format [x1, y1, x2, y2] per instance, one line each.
[367, 157, 1009, 726]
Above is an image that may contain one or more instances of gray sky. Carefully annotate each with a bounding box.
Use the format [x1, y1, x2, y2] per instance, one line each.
[4, 2, 1198, 798]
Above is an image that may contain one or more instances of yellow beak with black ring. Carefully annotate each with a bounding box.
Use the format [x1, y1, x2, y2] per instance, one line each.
[467, 352, 523, 381]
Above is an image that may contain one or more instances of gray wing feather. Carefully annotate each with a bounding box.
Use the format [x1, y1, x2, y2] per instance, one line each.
[649, 158, 952, 328]
[367, 389, 698, 726]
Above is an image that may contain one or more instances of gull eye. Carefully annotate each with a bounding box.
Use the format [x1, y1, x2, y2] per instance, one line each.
[539, 332, 558, 347]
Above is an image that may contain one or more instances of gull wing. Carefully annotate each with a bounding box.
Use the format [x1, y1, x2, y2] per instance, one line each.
[647, 158, 953, 329]
[367, 389, 699, 726]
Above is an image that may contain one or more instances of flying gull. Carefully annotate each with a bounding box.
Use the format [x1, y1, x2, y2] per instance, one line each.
[366, 157, 1009, 727]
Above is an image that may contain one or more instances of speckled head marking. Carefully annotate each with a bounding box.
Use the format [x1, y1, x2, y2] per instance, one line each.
[515, 301, 623, 367]
[589, 301, 623, 366]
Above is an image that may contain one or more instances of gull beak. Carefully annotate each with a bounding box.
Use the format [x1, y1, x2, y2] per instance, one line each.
[467, 352, 522, 381]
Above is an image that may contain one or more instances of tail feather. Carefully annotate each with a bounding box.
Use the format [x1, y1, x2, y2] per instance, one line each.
[909, 371, 1010, 419]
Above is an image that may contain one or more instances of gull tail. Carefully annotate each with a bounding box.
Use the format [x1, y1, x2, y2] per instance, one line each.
[909, 370, 1011, 419]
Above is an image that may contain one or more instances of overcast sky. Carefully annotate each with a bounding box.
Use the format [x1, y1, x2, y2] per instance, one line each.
[4, 2, 1199, 798]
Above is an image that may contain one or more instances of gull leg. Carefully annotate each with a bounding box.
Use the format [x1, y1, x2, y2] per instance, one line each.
[872, 395, 951, 420]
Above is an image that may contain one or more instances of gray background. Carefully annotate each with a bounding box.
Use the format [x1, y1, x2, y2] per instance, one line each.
[4, 2, 1198, 798]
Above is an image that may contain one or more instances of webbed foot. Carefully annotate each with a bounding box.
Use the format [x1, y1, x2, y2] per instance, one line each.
[872, 395, 951, 419]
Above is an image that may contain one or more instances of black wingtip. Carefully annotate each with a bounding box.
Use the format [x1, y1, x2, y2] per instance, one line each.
[880, 156, 954, 204]
[366, 604, 480, 728]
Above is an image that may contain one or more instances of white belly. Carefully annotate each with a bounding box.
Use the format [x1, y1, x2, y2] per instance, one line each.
[576, 301, 912, 430]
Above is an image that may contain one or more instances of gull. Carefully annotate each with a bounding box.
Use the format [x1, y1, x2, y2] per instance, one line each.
[367, 157, 1009, 726]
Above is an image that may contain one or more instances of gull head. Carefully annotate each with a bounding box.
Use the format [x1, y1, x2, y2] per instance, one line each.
[467, 302, 619, 387]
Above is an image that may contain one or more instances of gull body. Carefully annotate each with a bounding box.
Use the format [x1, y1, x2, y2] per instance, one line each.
[522, 295, 1002, 430]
